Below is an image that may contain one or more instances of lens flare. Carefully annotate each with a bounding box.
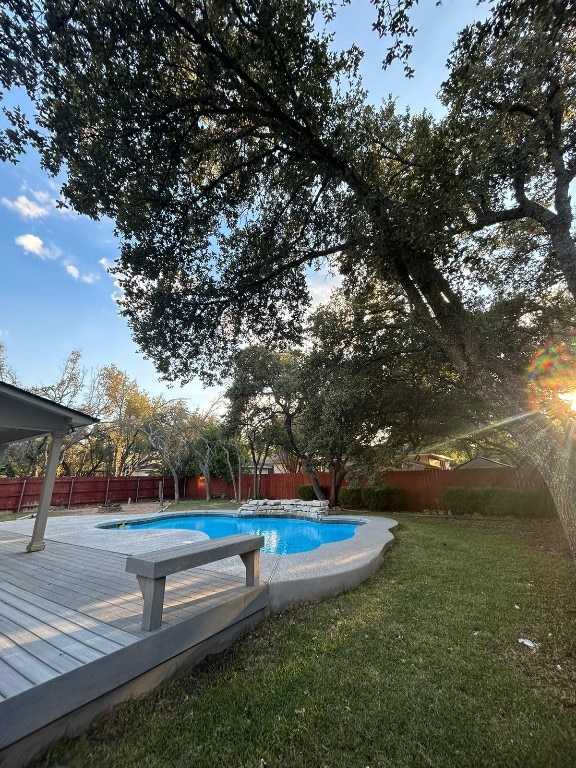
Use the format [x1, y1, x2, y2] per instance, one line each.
[528, 330, 576, 412]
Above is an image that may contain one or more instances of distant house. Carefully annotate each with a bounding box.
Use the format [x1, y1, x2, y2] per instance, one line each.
[241, 458, 277, 475]
[403, 453, 453, 471]
[455, 456, 513, 470]
[132, 462, 163, 477]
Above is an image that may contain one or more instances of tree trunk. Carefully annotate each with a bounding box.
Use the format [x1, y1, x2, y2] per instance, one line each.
[223, 447, 238, 502]
[545, 218, 576, 303]
[308, 470, 326, 501]
[204, 469, 212, 500]
[249, 441, 260, 499]
[237, 442, 243, 502]
[329, 461, 348, 507]
[162, 457, 180, 503]
[171, 469, 180, 503]
[257, 446, 270, 500]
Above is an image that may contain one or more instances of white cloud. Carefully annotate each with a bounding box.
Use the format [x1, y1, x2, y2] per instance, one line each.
[80, 272, 99, 284]
[30, 189, 51, 204]
[99, 257, 113, 271]
[2, 195, 50, 219]
[15, 233, 53, 258]
[14, 234, 62, 261]
[65, 263, 100, 284]
[66, 264, 80, 279]
[19, 182, 81, 218]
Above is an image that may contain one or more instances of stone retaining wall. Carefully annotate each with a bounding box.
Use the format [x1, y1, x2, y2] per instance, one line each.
[238, 498, 329, 519]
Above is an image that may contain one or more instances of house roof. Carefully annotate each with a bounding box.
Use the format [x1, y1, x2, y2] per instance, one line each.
[455, 456, 513, 469]
[405, 453, 453, 463]
[0, 381, 98, 447]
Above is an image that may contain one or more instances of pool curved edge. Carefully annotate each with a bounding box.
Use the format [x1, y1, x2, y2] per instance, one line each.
[96, 511, 398, 611]
[266, 515, 398, 611]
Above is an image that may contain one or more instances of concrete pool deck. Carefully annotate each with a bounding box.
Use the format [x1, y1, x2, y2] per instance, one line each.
[0, 511, 398, 610]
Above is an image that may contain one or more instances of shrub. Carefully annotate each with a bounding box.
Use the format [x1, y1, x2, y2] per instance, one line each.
[296, 484, 329, 501]
[442, 487, 490, 516]
[339, 487, 365, 509]
[442, 487, 555, 518]
[296, 485, 316, 500]
[361, 486, 403, 512]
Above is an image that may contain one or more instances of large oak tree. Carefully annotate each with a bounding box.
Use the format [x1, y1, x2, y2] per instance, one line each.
[3, 1, 576, 554]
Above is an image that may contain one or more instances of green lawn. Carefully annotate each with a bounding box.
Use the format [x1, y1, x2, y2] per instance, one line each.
[165, 499, 242, 512]
[35, 516, 576, 768]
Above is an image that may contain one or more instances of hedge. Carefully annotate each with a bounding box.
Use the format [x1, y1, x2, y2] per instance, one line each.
[339, 487, 365, 509]
[442, 487, 555, 518]
[296, 485, 329, 501]
[361, 486, 403, 512]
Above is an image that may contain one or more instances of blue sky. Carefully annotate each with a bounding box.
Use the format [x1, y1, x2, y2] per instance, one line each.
[0, 0, 487, 409]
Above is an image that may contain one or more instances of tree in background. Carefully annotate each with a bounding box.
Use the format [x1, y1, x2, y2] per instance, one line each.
[0, 351, 159, 478]
[141, 398, 193, 503]
[183, 413, 234, 501]
[4, 2, 576, 553]
[2, 350, 100, 477]
[224, 347, 286, 499]
[94, 365, 155, 476]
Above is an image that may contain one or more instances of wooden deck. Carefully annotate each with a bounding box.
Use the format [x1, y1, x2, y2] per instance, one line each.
[0, 530, 269, 767]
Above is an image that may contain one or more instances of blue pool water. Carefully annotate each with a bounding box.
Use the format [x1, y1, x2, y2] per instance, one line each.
[110, 514, 360, 555]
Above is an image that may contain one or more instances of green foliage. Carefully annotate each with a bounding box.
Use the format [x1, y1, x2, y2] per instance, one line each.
[339, 487, 365, 509]
[296, 485, 315, 501]
[296, 484, 329, 501]
[442, 487, 554, 518]
[3, 1, 576, 552]
[361, 486, 403, 512]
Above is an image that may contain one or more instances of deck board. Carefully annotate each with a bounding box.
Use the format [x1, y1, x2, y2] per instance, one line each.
[0, 657, 32, 699]
[0, 528, 269, 758]
[0, 582, 137, 650]
[0, 593, 118, 662]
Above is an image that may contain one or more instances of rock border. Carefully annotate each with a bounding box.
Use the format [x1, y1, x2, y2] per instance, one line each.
[238, 498, 329, 519]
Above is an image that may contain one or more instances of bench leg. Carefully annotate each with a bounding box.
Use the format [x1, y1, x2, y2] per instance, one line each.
[137, 575, 166, 631]
[240, 548, 260, 586]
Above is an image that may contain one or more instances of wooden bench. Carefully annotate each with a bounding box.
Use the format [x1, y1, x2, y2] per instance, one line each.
[125, 534, 265, 631]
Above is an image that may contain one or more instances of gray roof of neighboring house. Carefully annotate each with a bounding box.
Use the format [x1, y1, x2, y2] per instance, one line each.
[455, 456, 513, 469]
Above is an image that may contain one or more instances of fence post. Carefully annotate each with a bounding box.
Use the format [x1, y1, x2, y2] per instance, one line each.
[17, 478, 27, 513]
[67, 476, 75, 509]
[136, 476, 140, 503]
[104, 476, 110, 505]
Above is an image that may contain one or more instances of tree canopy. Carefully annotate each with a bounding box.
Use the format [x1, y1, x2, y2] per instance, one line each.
[4, 1, 576, 554]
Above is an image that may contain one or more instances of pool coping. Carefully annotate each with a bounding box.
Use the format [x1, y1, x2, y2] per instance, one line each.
[0, 511, 399, 610]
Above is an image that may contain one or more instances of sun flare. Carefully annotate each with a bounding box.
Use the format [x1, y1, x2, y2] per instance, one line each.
[559, 390, 576, 411]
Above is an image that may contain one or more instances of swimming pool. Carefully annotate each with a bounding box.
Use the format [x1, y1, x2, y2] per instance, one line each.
[102, 514, 362, 555]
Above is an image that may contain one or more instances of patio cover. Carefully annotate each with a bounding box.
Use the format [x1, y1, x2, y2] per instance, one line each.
[0, 381, 98, 552]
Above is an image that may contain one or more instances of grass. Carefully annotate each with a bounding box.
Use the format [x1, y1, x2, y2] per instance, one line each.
[34, 516, 576, 768]
[0, 498, 241, 522]
[165, 499, 241, 512]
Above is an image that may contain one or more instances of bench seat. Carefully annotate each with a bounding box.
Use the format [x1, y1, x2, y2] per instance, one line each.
[126, 534, 265, 631]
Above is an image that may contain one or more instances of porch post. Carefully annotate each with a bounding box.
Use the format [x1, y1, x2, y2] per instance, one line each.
[26, 429, 66, 553]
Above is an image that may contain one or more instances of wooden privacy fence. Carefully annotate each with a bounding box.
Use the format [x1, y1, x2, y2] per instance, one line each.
[378, 466, 555, 512]
[0, 466, 555, 513]
[0, 476, 181, 512]
[186, 466, 556, 513]
[185, 472, 334, 501]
